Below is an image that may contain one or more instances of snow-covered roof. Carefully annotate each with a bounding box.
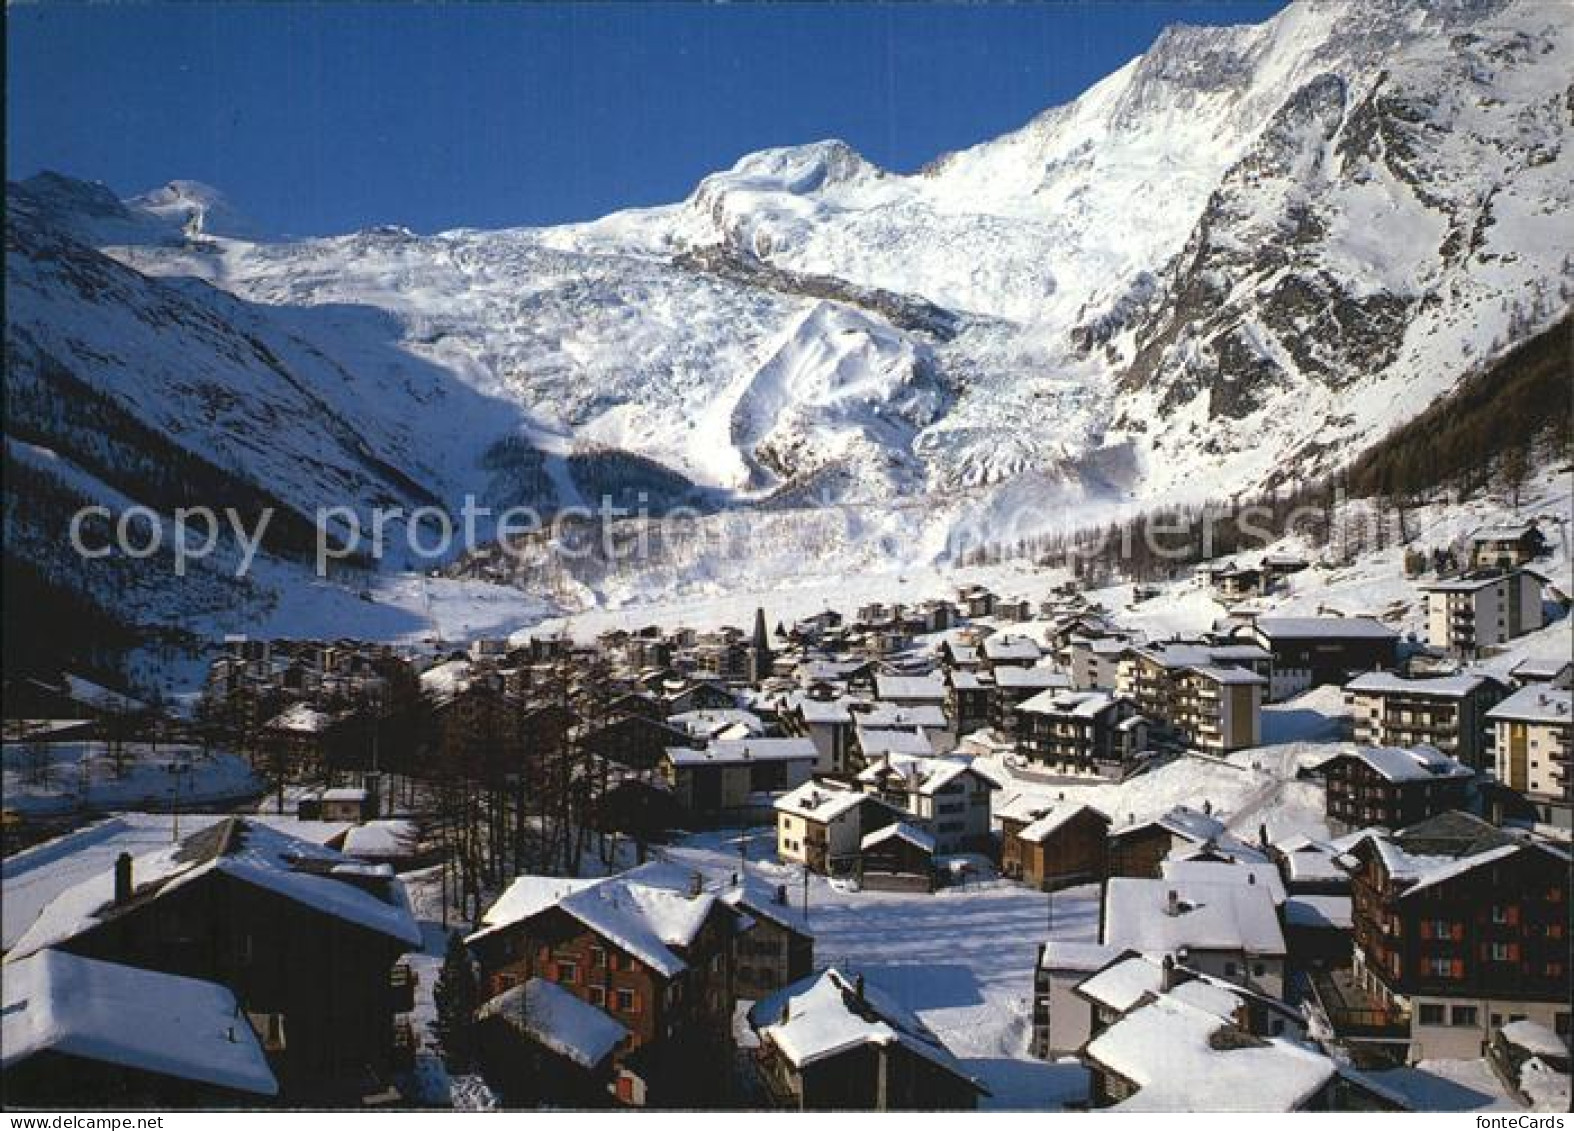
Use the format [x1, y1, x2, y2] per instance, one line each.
[856, 753, 983, 797]
[1086, 991, 1334, 1111]
[1314, 744, 1473, 784]
[1114, 805, 1226, 847]
[468, 862, 729, 979]
[340, 819, 418, 859]
[663, 737, 817, 767]
[855, 726, 935, 758]
[1160, 859, 1286, 907]
[1038, 940, 1123, 975]
[874, 674, 947, 702]
[1345, 671, 1499, 698]
[853, 701, 948, 729]
[419, 658, 473, 701]
[1471, 522, 1538, 542]
[994, 666, 1071, 691]
[1420, 570, 1536, 593]
[1252, 616, 1397, 641]
[1487, 686, 1573, 726]
[477, 977, 628, 1069]
[1018, 802, 1106, 844]
[774, 780, 868, 823]
[792, 695, 857, 724]
[1102, 878, 1285, 957]
[1499, 1020, 1569, 1059]
[1016, 688, 1119, 718]
[861, 822, 936, 855]
[7, 818, 421, 960]
[749, 968, 982, 1091]
[264, 701, 339, 733]
[61, 674, 147, 715]
[1076, 953, 1166, 1013]
[1, 950, 277, 1095]
[667, 708, 766, 739]
[982, 635, 1042, 662]
[1186, 664, 1268, 686]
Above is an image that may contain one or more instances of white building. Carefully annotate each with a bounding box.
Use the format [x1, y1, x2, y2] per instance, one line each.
[1486, 685, 1573, 828]
[1419, 570, 1545, 656]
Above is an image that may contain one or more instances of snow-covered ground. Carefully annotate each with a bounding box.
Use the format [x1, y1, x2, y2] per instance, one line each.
[658, 829, 1097, 1110]
[1, 741, 261, 818]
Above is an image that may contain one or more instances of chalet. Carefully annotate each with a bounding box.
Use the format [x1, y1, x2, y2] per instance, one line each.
[466, 862, 742, 1107]
[1081, 972, 1345, 1111]
[993, 666, 1073, 732]
[1100, 876, 1287, 1000]
[958, 586, 998, 619]
[981, 633, 1043, 670]
[859, 823, 937, 891]
[1344, 670, 1509, 769]
[1419, 569, 1546, 656]
[1014, 689, 1146, 777]
[258, 703, 367, 781]
[997, 597, 1035, 623]
[1337, 813, 1571, 1061]
[1270, 834, 1351, 896]
[1486, 685, 1573, 829]
[4, 818, 422, 1103]
[945, 670, 992, 737]
[660, 739, 817, 824]
[1262, 553, 1310, 581]
[748, 968, 986, 1109]
[774, 781, 899, 875]
[667, 707, 765, 743]
[1312, 745, 1474, 832]
[582, 714, 694, 772]
[1469, 522, 1545, 570]
[1210, 564, 1265, 601]
[1244, 616, 1400, 701]
[873, 674, 948, 710]
[0, 949, 278, 1108]
[722, 878, 814, 1000]
[1106, 805, 1264, 880]
[854, 754, 996, 854]
[298, 784, 378, 823]
[664, 679, 738, 715]
[474, 977, 628, 1107]
[999, 801, 1110, 891]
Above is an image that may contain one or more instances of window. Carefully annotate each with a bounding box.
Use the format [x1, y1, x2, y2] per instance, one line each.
[615, 988, 638, 1014]
[591, 945, 607, 968]
[588, 985, 606, 1006]
[557, 960, 578, 985]
[1487, 942, 1515, 962]
[1252, 963, 1266, 978]
[1418, 1004, 1446, 1026]
[1451, 1006, 1479, 1027]
[1224, 962, 1238, 978]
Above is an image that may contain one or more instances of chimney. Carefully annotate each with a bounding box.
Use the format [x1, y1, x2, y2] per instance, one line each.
[1248, 871, 1257, 885]
[114, 852, 133, 904]
[1161, 954, 1178, 992]
[688, 871, 704, 899]
[1166, 889, 1180, 917]
[854, 973, 866, 1001]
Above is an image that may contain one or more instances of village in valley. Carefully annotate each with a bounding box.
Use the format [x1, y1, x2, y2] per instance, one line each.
[3, 472, 1571, 1113]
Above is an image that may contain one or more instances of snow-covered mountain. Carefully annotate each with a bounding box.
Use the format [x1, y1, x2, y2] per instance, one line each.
[5, 0, 1572, 656]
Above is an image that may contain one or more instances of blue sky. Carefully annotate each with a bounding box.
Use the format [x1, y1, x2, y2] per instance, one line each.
[8, 2, 1285, 236]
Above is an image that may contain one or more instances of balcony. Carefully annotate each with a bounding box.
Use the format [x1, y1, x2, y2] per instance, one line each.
[1310, 969, 1409, 1040]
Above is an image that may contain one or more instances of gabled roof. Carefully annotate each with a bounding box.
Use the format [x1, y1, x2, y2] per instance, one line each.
[1, 950, 277, 1096]
[1252, 616, 1397, 642]
[1311, 744, 1473, 784]
[477, 977, 628, 1070]
[6, 818, 421, 960]
[1085, 990, 1334, 1111]
[749, 968, 985, 1093]
[1344, 671, 1501, 698]
[467, 861, 733, 979]
[1487, 685, 1572, 726]
[1017, 802, 1108, 844]
[774, 780, 868, 823]
[861, 822, 936, 855]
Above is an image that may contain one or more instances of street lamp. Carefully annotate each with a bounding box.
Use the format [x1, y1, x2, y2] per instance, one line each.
[166, 761, 191, 842]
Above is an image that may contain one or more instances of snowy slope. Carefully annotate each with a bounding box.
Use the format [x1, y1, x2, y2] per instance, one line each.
[6, 0, 1572, 658]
